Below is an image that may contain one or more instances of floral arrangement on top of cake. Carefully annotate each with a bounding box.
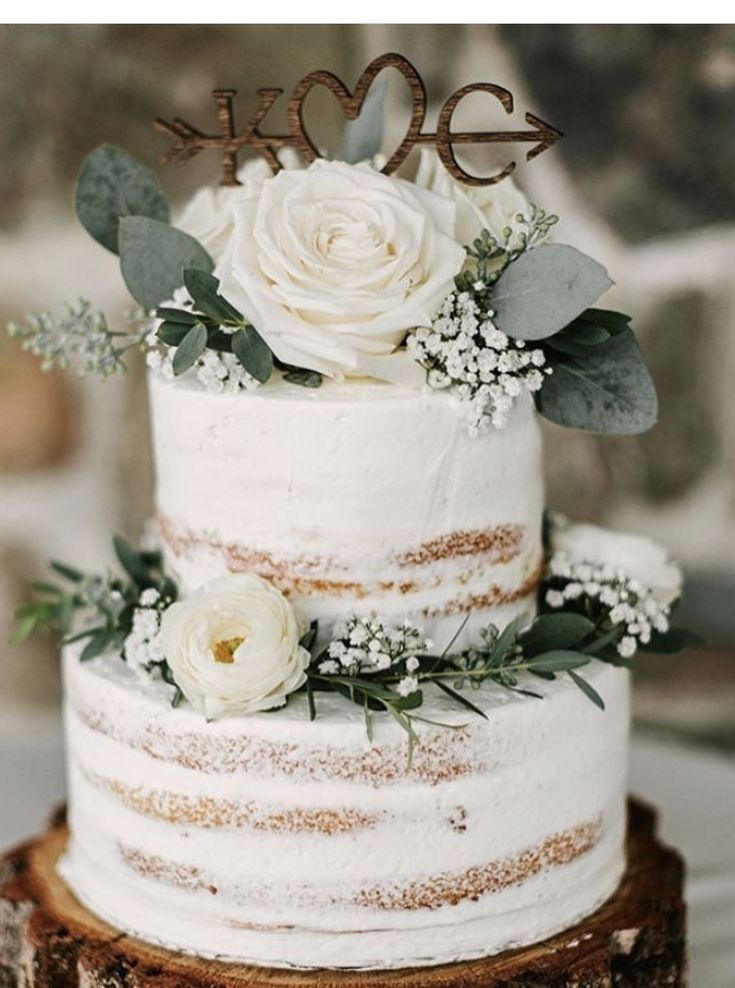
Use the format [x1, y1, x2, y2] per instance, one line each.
[7, 63, 656, 438]
[8, 55, 696, 756]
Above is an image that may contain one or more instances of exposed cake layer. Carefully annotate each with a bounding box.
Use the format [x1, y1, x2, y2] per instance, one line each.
[149, 375, 544, 649]
[60, 649, 629, 969]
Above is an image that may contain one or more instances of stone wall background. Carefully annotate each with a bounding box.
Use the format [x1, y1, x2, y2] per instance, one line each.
[0, 24, 733, 737]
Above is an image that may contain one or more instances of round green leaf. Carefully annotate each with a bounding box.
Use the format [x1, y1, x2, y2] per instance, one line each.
[119, 217, 213, 311]
[537, 327, 658, 435]
[75, 145, 169, 254]
[492, 244, 613, 341]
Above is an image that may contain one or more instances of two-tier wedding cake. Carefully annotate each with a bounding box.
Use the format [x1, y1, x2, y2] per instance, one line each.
[9, 55, 690, 973]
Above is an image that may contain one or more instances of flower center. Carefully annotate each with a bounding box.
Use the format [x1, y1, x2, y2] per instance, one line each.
[212, 636, 245, 664]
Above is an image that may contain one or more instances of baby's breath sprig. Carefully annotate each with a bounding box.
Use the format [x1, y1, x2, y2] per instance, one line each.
[10, 536, 179, 693]
[7, 301, 149, 379]
[407, 292, 550, 435]
[304, 606, 630, 758]
[541, 551, 695, 660]
[456, 206, 559, 297]
[409, 206, 558, 436]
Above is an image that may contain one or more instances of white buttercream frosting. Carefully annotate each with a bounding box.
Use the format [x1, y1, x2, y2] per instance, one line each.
[60, 648, 629, 969]
[149, 373, 544, 651]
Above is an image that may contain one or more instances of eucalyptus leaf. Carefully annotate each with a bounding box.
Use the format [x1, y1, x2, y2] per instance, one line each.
[155, 306, 201, 325]
[306, 678, 317, 722]
[8, 613, 38, 646]
[80, 628, 115, 662]
[113, 535, 150, 584]
[576, 308, 631, 333]
[157, 321, 190, 347]
[434, 680, 488, 719]
[183, 269, 242, 324]
[172, 322, 208, 376]
[282, 367, 323, 388]
[545, 308, 631, 358]
[527, 650, 591, 673]
[75, 144, 169, 254]
[536, 327, 658, 434]
[568, 669, 605, 710]
[519, 612, 595, 656]
[340, 75, 387, 164]
[231, 326, 274, 383]
[119, 217, 213, 310]
[492, 244, 613, 341]
[50, 560, 84, 583]
[299, 622, 319, 654]
[489, 614, 524, 665]
[391, 689, 424, 712]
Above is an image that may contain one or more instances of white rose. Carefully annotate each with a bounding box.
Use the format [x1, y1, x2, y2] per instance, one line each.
[176, 151, 302, 262]
[413, 148, 533, 256]
[552, 522, 683, 607]
[215, 159, 466, 382]
[159, 573, 309, 718]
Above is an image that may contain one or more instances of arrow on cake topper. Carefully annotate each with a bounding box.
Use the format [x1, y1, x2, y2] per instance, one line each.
[154, 52, 562, 188]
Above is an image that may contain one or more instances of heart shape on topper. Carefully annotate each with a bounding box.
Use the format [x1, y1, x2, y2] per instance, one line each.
[286, 52, 427, 175]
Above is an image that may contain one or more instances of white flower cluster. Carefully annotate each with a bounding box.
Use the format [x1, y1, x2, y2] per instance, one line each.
[123, 587, 167, 675]
[545, 553, 672, 659]
[407, 291, 551, 436]
[319, 616, 432, 698]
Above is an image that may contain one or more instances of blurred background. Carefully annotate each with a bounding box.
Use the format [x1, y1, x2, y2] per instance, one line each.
[0, 23, 734, 980]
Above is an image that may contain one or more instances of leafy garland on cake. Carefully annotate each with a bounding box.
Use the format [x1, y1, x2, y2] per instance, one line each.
[7, 145, 655, 436]
[12, 521, 697, 760]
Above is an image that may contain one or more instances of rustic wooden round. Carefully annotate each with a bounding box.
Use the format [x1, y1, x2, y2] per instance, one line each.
[0, 801, 685, 988]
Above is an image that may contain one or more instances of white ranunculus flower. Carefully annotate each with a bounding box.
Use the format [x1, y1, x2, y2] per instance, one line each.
[159, 573, 309, 718]
[176, 151, 302, 262]
[412, 149, 533, 256]
[552, 522, 683, 606]
[215, 159, 466, 382]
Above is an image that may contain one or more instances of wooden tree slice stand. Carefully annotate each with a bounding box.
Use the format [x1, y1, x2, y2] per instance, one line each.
[0, 801, 685, 988]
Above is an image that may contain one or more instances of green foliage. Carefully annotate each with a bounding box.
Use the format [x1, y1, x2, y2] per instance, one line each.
[231, 326, 274, 384]
[75, 145, 169, 254]
[301, 601, 634, 757]
[491, 244, 613, 341]
[182, 269, 242, 324]
[155, 274, 317, 387]
[281, 367, 323, 388]
[442, 211, 656, 439]
[172, 323, 208, 376]
[7, 301, 148, 378]
[544, 308, 631, 358]
[536, 326, 658, 434]
[119, 217, 213, 310]
[10, 537, 178, 666]
[456, 207, 558, 297]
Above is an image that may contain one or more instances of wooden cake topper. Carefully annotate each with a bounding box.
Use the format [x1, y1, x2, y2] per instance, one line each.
[154, 52, 562, 187]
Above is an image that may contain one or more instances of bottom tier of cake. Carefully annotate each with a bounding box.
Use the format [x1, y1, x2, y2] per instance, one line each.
[60, 649, 629, 970]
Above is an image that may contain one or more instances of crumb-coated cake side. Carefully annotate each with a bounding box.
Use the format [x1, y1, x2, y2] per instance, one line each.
[60, 648, 629, 970]
[149, 375, 544, 652]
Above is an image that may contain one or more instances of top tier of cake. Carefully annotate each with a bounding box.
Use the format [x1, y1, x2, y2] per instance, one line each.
[150, 373, 544, 648]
